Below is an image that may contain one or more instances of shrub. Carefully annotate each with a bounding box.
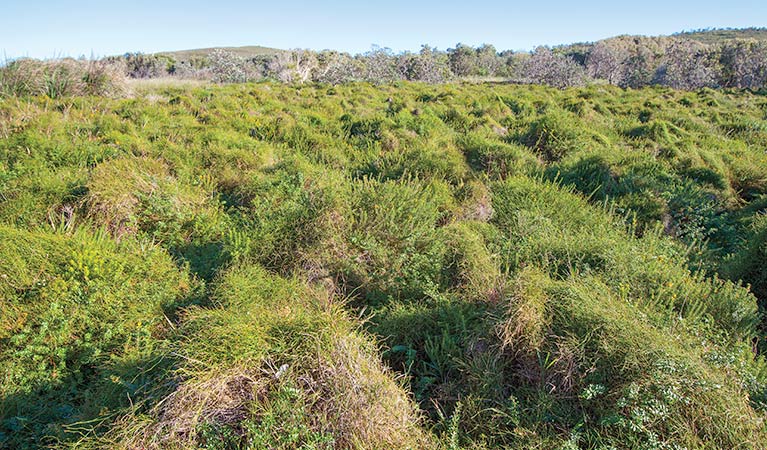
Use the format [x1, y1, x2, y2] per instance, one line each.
[523, 47, 589, 88]
[342, 177, 451, 301]
[0, 226, 192, 448]
[209, 49, 253, 83]
[725, 216, 767, 307]
[0, 58, 126, 98]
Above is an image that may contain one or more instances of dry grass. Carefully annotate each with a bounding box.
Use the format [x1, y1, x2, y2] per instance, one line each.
[125, 77, 210, 94]
[100, 334, 431, 450]
[306, 332, 433, 449]
[114, 367, 265, 449]
[85, 156, 208, 235]
[88, 265, 432, 450]
[85, 157, 170, 234]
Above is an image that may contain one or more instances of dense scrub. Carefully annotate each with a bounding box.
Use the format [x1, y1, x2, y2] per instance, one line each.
[1, 81, 766, 449]
[5, 28, 767, 92]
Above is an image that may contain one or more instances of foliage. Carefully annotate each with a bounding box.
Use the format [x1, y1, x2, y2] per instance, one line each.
[1, 81, 767, 449]
[6, 28, 767, 89]
[209, 49, 254, 83]
[0, 58, 126, 98]
[0, 227, 193, 448]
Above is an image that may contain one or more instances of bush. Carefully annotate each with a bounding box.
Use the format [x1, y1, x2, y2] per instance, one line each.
[523, 47, 589, 88]
[0, 58, 126, 98]
[209, 49, 253, 83]
[0, 226, 192, 448]
[726, 216, 767, 308]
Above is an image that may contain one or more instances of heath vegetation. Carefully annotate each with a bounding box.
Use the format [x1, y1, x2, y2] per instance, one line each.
[1, 29, 767, 449]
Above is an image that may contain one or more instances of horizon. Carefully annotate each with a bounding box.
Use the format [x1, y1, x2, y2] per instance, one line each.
[2, 0, 766, 59]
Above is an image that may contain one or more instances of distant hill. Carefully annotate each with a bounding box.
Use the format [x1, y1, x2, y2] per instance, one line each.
[156, 45, 284, 62]
[673, 27, 767, 44]
[555, 27, 767, 65]
[151, 28, 767, 62]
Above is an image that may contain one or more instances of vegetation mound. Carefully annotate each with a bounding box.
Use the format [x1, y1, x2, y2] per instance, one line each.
[1, 81, 766, 449]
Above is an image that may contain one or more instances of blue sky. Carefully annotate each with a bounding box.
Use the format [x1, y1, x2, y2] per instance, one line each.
[2, 0, 766, 59]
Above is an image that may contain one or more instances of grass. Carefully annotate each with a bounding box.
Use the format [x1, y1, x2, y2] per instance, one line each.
[1, 80, 766, 449]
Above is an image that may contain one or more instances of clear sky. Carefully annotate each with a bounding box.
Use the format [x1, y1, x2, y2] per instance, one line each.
[2, 0, 766, 59]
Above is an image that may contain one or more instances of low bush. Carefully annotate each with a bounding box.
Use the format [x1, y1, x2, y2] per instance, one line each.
[0, 59, 126, 98]
[0, 226, 193, 448]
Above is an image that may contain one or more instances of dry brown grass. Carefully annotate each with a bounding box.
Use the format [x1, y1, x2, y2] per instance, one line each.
[104, 335, 432, 450]
[305, 332, 433, 449]
[125, 77, 210, 96]
[121, 367, 266, 449]
[85, 157, 171, 234]
[93, 271, 431, 450]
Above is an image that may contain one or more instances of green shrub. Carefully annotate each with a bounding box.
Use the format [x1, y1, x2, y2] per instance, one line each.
[0, 226, 192, 448]
[726, 216, 767, 309]
[342, 177, 451, 301]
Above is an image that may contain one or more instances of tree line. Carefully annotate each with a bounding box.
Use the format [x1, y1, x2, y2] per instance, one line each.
[117, 34, 767, 90]
[3, 32, 767, 93]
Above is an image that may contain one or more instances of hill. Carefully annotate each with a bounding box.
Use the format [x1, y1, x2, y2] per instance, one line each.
[154, 27, 767, 61]
[1, 82, 767, 449]
[675, 27, 767, 44]
[156, 44, 284, 61]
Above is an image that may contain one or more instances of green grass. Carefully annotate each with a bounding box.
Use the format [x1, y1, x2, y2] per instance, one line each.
[1, 81, 767, 449]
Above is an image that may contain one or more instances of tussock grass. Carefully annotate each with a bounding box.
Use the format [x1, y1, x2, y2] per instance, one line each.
[2, 81, 767, 449]
[0, 59, 126, 98]
[0, 226, 193, 448]
[88, 265, 431, 449]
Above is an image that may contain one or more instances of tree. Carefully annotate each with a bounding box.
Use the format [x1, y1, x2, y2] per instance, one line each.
[719, 40, 767, 89]
[209, 49, 251, 83]
[585, 36, 669, 88]
[523, 47, 589, 88]
[500, 51, 528, 80]
[313, 50, 363, 84]
[397, 45, 451, 83]
[476, 44, 502, 76]
[447, 43, 479, 77]
[621, 37, 668, 88]
[655, 39, 719, 90]
[267, 50, 318, 84]
[118, 53, 167, 79]
[586, 40, 630, 85]
[362, 46, 401, 83]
